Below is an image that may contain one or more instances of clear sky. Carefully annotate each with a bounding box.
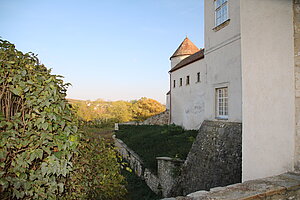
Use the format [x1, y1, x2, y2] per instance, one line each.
[0, 0, 204, 104]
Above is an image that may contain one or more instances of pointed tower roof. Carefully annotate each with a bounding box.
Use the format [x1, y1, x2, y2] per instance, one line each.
[170, 37, 199, 59]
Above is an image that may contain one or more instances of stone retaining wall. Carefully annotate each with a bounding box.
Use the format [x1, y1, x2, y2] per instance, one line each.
[113, 136, 182, 197]
[171, 120, 242, 196]
[162, 172, 300, 200]
[157, 157, 184, 197]
[115, 120, 242, 197]
[141, 110, 169, 125]
[115, 111, 169, 128]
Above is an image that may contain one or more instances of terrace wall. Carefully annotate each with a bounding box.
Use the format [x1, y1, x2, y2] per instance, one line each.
[113, 136, 182, 197]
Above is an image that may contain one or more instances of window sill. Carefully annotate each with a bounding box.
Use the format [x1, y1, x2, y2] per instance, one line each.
[215, 117, 228, 120]
[213, 19, 230, 32]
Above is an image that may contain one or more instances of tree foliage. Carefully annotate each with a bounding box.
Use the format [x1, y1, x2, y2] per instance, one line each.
[132, 97, 165, 121]
[69, 97, 165, 124]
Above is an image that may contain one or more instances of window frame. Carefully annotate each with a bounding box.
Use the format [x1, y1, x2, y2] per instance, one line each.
[214, 0, 229, 27]
[215, 87, 228, 119]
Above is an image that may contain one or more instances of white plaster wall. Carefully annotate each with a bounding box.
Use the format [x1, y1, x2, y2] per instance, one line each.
[240, 0, 295, 181]
[204, 0, 242, 123]
[170, 59, 206, 130]
[166, 93, 170, 110]
[170, 0, 242, 129]
[204, 0, 241, 53]
[204, 39, 242, 122]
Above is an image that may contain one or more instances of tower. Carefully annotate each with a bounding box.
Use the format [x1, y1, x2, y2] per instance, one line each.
[170, 37, 199, 69]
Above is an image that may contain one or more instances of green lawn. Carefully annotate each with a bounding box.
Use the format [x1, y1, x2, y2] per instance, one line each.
[115, 124, 198, 173]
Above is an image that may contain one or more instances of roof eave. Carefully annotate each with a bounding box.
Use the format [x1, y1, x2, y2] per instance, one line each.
[169, 49, 205, 73]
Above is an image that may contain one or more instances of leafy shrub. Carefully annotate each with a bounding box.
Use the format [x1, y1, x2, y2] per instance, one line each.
[0, 39, 127, 200]
[0, 39, 79, 199]
[64, 129, 127, 200]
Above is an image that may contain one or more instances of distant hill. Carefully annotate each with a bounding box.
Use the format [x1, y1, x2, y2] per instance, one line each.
[68, 97, 166, 123]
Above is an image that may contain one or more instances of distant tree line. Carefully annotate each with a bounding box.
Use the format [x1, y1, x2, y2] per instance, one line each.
[69, 97, 166, 124]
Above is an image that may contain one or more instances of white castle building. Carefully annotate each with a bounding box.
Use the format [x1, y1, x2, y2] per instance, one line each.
[167, 0, 300, 182]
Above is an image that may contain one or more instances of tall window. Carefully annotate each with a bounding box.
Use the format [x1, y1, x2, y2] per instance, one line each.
[186, 76, 190, 85]
[216, 87, 228, 119]
[173, 80, 176, 88]
[197, 72, 201, 82]
[180, 78, 183, 86]
[215, 0, 228, 27]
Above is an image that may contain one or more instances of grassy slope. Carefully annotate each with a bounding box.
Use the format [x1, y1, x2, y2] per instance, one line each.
[116, 125, 198, 173]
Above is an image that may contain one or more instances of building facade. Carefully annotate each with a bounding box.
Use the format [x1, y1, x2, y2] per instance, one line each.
[168, 0, 298, 182]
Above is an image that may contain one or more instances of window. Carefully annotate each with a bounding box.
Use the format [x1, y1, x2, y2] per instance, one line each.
[216, 87, 228, 119]
[186, 76, 190, 85]
[173, 80, 176, 88]
[215, 0, 228, 27]
[197, 72, 201, 82]
[180, 78, 183, 86]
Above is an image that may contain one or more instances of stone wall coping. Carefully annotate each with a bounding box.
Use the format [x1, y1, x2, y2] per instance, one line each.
[180, 172, 300, 200]
[156, 157, 184, 163]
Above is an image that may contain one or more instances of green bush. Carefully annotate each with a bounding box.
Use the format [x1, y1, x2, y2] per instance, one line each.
[0, 39, 79, 199]
[64, 129, 127, 200]
[0, 39, 126, 199]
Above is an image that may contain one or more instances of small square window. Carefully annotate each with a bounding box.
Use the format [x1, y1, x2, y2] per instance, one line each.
[186, 76, 190, 85]
[197, 72, 201, 82]
[180, 78, 183, 86]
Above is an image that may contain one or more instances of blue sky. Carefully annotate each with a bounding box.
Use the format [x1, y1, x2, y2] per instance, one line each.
[0, 0, 204, 103]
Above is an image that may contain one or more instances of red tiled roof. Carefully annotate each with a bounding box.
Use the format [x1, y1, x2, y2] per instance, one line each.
[169, 49, 204, 73]
[170, 37, 199, 59]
